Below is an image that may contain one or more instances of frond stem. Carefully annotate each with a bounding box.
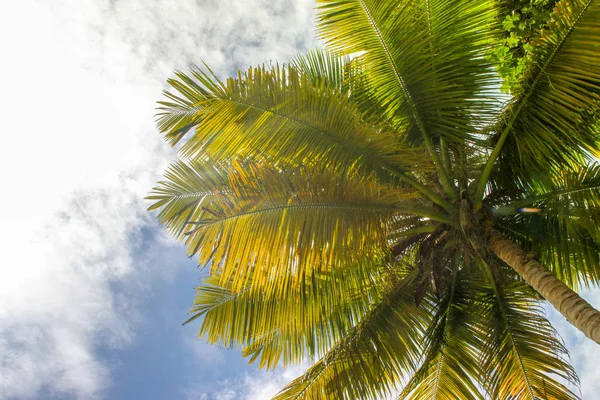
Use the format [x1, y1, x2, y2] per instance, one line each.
[502, 182, 600, 210]
[183, 285, 252, 325]
[479, 259, 535, 399]
[440, 138, 451, 176]
[356, 0, 457, 202]
[188, 203, 453, 227]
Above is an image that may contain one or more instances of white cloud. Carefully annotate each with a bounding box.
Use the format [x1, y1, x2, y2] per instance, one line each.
[0, 0, 315, 398]
[244, 366, 308, 400]
[188, 365, 308, 400]
[0, 185, 146, 398]
[183, 334, 226, 371]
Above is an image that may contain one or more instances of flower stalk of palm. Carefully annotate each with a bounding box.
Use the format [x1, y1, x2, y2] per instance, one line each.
[148, 0, 600, 398]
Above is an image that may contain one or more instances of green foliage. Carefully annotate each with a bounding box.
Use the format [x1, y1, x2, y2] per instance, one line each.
[272, 270, 430, 400]
[481, 275, 579, 399]
[399, 267, 486, 400]
[474, 0, 600, 207]
[491, 0, 558, 93]
[492, 161, 600, 289]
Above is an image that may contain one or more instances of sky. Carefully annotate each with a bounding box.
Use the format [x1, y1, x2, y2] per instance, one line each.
[0, 1, 599, 399]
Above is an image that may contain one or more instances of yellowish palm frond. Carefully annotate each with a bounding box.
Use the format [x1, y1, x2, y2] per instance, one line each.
[157, 63, 431, 179]
[186, 263, 390, 369]
[481, 270, 579, 400]
[272, 269, 429, 400]
[291, 48, 351, 92]
[399, 265, 486, 400]
[148, 158, 445, 294]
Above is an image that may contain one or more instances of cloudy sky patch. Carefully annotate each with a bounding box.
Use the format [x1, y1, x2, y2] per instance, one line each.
[0, 0, 314, 398]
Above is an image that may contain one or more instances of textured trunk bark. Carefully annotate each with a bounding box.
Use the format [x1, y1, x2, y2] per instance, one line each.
[486, 227, 600, 345]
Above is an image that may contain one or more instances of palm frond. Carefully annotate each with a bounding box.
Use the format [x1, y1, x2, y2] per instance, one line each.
[480, 270, 580, 400]
[148, 159, 445, 294]
[243, 262, 417, 370]
[186, 265, 382, 369]
[476, 0, 600, 206]
[492, 162, 600, 288]
[507, 161, 600, 209]
[272, 269, 428, 400]
[155, 68, 214, 145]
[157, 64, 430, 180]
[147, 158, 229, 238]
[292, 48, 381, 112]
[316, 0, 500, 154]
[291, 48, 350, 91]
[399, 265, 485, 400]
[316, 0, 500, 199]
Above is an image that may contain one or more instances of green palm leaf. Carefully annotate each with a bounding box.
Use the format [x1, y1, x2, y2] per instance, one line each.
[316, 0, 499, 141]
[492, 162, 600, 288]
[187, 265, 384, 369]
[481, 268, 579, 399]
[399, 266, 485, 400]
[157, 64, 429, 179]
[476, 0, 600, 207]
[272, 269, 428, 400]
[148, 158, 446, 294]
[291, 48, 350, 91]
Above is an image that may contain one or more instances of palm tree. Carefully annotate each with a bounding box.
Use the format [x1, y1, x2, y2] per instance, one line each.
[148, 0, 600, 398]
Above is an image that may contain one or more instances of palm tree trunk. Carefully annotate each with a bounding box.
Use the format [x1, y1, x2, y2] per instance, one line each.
[486, 227, 600, 345]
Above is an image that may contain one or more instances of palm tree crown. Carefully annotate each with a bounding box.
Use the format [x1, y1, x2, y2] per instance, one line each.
[149, 0, 600, 398]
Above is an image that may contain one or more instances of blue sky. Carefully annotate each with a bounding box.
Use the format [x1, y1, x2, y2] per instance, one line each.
[100, 226, 298, 400]
[0, 0, 599, 399]
[97, 226, 305, 400]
